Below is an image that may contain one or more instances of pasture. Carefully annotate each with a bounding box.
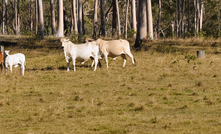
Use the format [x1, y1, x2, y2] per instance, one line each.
[0, 36, 221, 133]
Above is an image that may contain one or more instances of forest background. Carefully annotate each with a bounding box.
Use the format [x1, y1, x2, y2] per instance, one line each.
[0, 0, 220, 46]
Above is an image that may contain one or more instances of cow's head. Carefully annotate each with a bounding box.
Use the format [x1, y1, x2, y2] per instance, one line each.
[4, 50, 10, 56]
[60, 38, 70, 49]
[96, 39, 103, 45]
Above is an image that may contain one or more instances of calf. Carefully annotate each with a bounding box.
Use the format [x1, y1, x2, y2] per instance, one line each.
[60, 38, 100, 71]
[4, 50, 26, 75]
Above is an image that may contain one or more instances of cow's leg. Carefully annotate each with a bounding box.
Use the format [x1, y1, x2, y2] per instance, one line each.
[67, 62, 70, 72]
[104, 54, 108, 68]
[65, 57, 70, 72]
[72, 58, 76, 71]
[9, 65, 13, 73]
[20, 64, 25, 75]
[90, 57, 95, 67]
[121, 54, 127, 67]
[91, 60, 94, 67]
[98, 60, 102, 68]
[125, 50, 136, 66]
[5, 64, 8, 75]
[93, 56, 98, 71]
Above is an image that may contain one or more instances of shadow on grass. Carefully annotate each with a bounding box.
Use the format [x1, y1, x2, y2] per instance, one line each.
[26, 65, 93, 71]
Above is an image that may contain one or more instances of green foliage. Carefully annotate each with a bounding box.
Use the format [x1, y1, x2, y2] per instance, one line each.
[185, 54, 196, 63]
[1, 0, 221, 38]
[197, 31, 206, 38]
[127, 29, 137, 38]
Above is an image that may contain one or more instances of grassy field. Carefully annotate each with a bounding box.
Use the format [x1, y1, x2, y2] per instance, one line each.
[1, 36, 221, 133]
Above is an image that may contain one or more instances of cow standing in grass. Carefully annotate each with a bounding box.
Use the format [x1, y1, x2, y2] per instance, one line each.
[96, 39, 136, 68]
[60, 38, 100, 71]
[4, 50, 26, 75]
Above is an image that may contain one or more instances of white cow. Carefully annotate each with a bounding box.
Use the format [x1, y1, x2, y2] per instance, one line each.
[60, 38, 100, 71]
[96, 39, 136, 68]
[4, 50, 26, 75]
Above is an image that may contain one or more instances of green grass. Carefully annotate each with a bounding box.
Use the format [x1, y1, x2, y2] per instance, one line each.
[1, 36, 221, 133]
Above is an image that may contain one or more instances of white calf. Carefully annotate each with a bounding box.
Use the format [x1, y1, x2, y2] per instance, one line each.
[4, 50, 26, 75]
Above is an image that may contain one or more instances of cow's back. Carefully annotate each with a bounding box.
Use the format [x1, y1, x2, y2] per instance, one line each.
[102, 40, 129, 55]
[7, 53, 25, 65]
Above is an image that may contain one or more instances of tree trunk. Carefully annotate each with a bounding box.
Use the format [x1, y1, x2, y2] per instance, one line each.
[14, 0, 17, 34]
[30, 0, 33, 31]
[36, 0, 38, 34]
[197, 0, 200, 33]
[217, 0, 220, 37]
[115, 0, 121, 36]
[157, 0, 161, 38]
[100, 0, 106, 37]
[177, 0, 181, 37]
[3, 0, 8, 34]
[188, 0, 190, 33]
[169, 0, 174, 38]
[38, 0, 44, 38]
[171, 21, 175, 37]
[194, 0, 199, 35]
[93, 0, 98, 39]
[197, 51, 205, 58]
[182, 0, 185, 37]
[134, 0, 147, 48]
[13, 0, 18, 35]
[71, 0, 77, 34]
[125, 0, 129, 39]
[64, 7, 69, 35]
[200, 0, 204, 31]
[56, 0, 64, 37]
[17, 0, 20, 34]
[112, 0, 117, 36]
[50, 0, 56, 35]
[78, 0, 82, 40]
[147, 0, 153, 40]
[131, 0, 136, 37]
[82, 6, 85, 35]
[3, 0, 5, 34]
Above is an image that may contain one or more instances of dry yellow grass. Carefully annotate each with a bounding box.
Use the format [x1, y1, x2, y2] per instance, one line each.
[0, 36, 221, 133]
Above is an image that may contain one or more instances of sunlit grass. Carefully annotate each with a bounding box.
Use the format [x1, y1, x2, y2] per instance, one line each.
[0, 36, 221, 133]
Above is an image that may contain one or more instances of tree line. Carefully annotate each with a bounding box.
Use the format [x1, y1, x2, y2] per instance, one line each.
[0, 0, 221, 47]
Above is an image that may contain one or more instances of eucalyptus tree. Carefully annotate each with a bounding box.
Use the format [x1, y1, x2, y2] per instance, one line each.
[71, 0, 78, 34]
[37, 0, 44, 38]
[125, 0, 129, 39]
[78, 0, 82, 40]
[56, 0, 64, 37]
[13, 0, 20, 35]
[147, 0, 153, 40]
[30, 0, 33, 31]
[131, 0, 136, 37]
[115, 0, 121, 36]
[50, 0, 56, 35]
[100, 0, 106, 37]
[93, 0, 98, 39]
[3, 0, 8, 34]
[134, 0, 147, 48]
